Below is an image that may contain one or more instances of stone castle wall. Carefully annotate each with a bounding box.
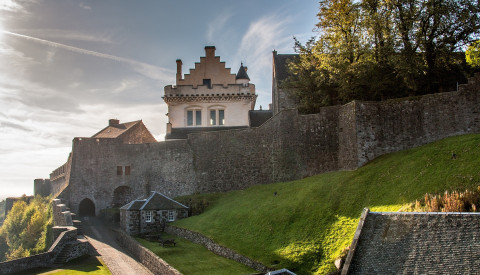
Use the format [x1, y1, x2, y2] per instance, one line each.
[64, 138, 196, 215]
[58, 74, 480, 214]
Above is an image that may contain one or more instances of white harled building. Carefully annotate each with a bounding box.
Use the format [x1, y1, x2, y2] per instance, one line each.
[163, 46, 257, 139]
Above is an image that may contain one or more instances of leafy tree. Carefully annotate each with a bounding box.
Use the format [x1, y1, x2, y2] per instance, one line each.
[466, 40, 480, 68]
[284, 0, 480, 113]
[0, 196, 53, 260]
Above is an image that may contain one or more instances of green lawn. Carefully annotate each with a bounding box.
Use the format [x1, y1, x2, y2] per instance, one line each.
[136, 234, 256, 275]
[173, 133, 480, 274]
[14, 255, 111, 275]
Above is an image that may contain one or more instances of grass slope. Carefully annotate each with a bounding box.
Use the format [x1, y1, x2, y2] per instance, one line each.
[174, 134, 480, 274]
[136, 234, 255, 275]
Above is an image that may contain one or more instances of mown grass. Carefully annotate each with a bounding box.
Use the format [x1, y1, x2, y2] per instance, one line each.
[136, 233, 256, 275]
[173, 133, 480, 274]
[14, 255, 111, 275]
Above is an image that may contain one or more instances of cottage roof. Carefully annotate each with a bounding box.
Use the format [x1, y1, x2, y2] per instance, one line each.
[120, 199, 146, 211]
[140, 191, 188, 210]
[92, 120, 142, 139]
[342, 209, 480, 274]
[236, 63, 250, 80]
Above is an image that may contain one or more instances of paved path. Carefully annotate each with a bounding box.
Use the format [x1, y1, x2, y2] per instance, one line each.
[82, 217, 153, 275]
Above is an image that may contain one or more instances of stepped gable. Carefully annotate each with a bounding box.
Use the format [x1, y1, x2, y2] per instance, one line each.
[342, 209, 480, 274]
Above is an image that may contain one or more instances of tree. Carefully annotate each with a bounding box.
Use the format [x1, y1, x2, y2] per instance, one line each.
[284, 0, 480, 113]
[466, 40, 480, 68]
[0, 196, 53, 260]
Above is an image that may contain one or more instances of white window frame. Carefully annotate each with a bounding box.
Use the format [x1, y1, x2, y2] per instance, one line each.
[209, 107, 225, 126]
[145, 211, 153, 223]
[168, 210, 175, 222]
[186, 107, 202, 127]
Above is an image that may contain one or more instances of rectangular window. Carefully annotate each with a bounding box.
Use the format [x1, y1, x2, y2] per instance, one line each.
[125, 166, 130, 175]
[203, 79, 212, 88]
[117, 166, 122, 175]
[168, 210, 175, 221]
[187, 110, 193, 126]
[145, 211, 152, 222]
[195, 110, 202, 126]
[219, 110, 224, 125]
[210, 110, 216, 125]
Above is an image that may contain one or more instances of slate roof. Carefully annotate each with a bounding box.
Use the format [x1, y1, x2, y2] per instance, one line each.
[92, 120, 141, 138]
[236, 63, 250, 80]
[342, 209, 480, 274]
[120, 191, 188, 211]
[273, 53, 299, 83]
[249, 110, 273, 127]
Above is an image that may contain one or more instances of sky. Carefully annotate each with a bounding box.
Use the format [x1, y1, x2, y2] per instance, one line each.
[0, 0, 319, 199]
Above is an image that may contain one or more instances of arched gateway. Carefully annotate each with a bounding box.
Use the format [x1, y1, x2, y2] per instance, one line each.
[79, 198, 96, 216]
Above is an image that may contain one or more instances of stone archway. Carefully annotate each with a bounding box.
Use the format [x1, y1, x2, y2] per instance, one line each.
[79, 198, 96, 216]
[112, 186, 134, 207]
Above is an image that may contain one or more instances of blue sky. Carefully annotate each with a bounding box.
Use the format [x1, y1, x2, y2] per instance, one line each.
[0, 0, 318, 198]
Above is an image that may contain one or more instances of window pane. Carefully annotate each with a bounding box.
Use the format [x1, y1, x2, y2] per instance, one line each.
[187, 110, 193, 126]
[219, 110, 224, 125]
[125, 166, 130, 175]
[117, 166, 122, 175]
[196, 110, 202, 126]
[210, 110, 216, 125]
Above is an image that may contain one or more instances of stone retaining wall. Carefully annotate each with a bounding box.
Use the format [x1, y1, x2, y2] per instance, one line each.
[165, 225, 269, 273]
[115, 229, 182, 275]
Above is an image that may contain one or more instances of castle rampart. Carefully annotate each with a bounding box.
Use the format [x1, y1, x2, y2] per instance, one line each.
[51, 73, 480, 216]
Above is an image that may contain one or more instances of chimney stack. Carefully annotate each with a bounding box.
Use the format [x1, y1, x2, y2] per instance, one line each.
[205, 46, 216, 58]
[176, 59, 183, 83]
[109, 119, 120, 126]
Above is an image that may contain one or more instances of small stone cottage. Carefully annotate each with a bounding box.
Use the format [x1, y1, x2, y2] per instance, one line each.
[120, 191, 188, 235]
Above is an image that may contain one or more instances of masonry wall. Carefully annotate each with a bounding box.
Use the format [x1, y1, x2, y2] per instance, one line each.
[189, 107, 340, 193]
[58, 74, 480, 215]
[354, 75, 480, 166]
[64, 139, 196, 215]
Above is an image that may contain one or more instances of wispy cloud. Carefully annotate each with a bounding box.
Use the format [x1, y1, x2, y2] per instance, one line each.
[79, 3, 91, 10]
[235, 12, 294, 105]
[0, 0, 36, 12]
[12, 29, 114, 44]
[206, 12, 233, 42]
[237, 13, 293, 71]
[2, 30, 173, 82]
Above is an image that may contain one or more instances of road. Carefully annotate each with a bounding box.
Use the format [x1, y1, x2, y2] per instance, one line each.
[82, 217, 154, 275]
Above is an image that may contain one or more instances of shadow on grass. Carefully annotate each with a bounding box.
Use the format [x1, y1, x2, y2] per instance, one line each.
[12, 255, 108, 275]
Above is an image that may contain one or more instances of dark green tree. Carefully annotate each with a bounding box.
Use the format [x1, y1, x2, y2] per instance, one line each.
[284, 0, 480, 113]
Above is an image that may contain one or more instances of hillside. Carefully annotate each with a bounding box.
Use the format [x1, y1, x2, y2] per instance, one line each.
[174, 133, 480, 274]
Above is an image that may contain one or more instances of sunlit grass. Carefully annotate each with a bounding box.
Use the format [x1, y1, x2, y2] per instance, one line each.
[174, 134, 480, 274]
